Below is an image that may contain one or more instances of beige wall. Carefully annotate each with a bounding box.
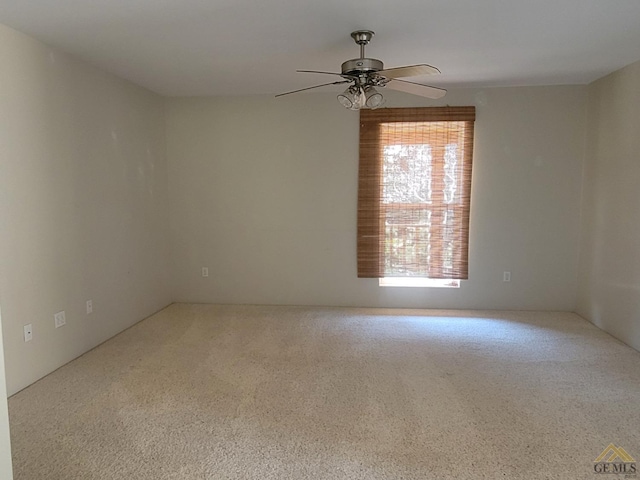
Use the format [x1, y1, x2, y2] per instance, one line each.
[166, 86, 586, 310]
[0, 24, 172, 396]
[577, 60, 640, 351]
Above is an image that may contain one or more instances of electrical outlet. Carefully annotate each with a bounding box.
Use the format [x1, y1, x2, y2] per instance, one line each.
[202, 267, 209, 277]
[86, 300, 93, 314]
[503, 271, 512, 282]
[54, 311, 66, 328]
[24, 324, 33, 342]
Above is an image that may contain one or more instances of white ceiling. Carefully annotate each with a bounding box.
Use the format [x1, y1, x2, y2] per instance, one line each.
[1, 0, 640, 97]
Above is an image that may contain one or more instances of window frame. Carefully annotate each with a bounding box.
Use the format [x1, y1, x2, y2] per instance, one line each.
[357, 106, 476, 280]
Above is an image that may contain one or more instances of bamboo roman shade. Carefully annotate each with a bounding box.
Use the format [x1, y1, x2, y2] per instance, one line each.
[357, 106, 475, 279]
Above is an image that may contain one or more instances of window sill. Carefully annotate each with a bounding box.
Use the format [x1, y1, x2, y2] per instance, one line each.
[379, 277, 460, 288]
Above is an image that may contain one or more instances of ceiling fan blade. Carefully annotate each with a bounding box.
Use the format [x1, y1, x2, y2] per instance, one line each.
[297, 70, 342, 76]
[377, 64, 441, 79]
[384, 78, 447, 99]
[275, 80, 351, 97]
[297, 70, 357, 79]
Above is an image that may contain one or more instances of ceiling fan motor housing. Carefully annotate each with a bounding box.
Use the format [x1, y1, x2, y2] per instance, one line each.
[341, 58, 384, 76]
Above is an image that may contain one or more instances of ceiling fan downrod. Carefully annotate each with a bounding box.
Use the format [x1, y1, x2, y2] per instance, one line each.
[341, 30, 384, 77]
[351, 30, 374, 58]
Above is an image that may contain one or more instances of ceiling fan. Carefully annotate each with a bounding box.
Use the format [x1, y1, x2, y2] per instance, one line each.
[276, 30, 446, 110]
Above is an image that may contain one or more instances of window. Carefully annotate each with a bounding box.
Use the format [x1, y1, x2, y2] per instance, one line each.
[357, 107, 475, 283]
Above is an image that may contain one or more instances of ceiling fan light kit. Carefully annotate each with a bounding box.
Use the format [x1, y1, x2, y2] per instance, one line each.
[337, 84, 385, 110]
[276, 30, 447, 110]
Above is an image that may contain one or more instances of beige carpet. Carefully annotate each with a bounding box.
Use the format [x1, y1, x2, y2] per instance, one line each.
[8, 304, 640, 479]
